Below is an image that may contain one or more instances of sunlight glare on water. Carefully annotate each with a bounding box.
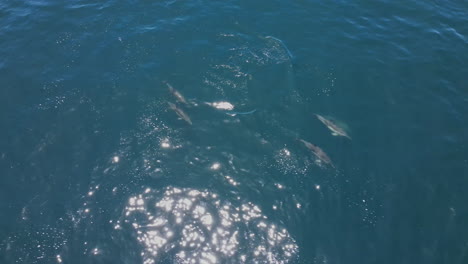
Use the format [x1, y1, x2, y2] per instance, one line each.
[2, 0, 468, 263]
[121, 187, 298, 263]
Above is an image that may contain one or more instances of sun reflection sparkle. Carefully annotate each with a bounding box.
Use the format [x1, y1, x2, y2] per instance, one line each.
[122, 187, 298, 263]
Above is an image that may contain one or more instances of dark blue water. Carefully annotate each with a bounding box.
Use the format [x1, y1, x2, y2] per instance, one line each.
[1, 0, 468, 263]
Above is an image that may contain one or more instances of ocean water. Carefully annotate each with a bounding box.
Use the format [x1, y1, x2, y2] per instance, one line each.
[1, 0, 468, 263]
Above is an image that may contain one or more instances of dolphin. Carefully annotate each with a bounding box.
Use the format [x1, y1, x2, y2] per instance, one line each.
[315, 114, 351, 140]
[226, 109, 257, 117]
[168, 102, 192, 125]
[205, 101, 256, 116]
[299, 139, 334, 168]
[165, 81, 188, 105]
[264, 36, 294, 60]
[205, 101, 234, 110]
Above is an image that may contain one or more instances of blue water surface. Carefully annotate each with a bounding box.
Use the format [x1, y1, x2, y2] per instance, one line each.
[1, 0, 468, 263]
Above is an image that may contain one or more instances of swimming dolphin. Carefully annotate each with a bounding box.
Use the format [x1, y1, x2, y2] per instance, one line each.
[226, 109, 257, 117]
[168, 102, 192, 125]
[205, 101, 257, 117]
[205, 101, 234, 110]
[165, 81, 188, 105]
[315, 114, 351, 140]
[299, 139, 334, 168]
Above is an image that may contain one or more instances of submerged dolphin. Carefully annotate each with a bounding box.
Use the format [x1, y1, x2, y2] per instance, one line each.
[315, 114, 351, 140]
[264, 36, 294, 60]
[299, 139, 334, 168]
[165, 81, 188, 105]
[226, 109, 257, 117]
[168, 102, 192, 125]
